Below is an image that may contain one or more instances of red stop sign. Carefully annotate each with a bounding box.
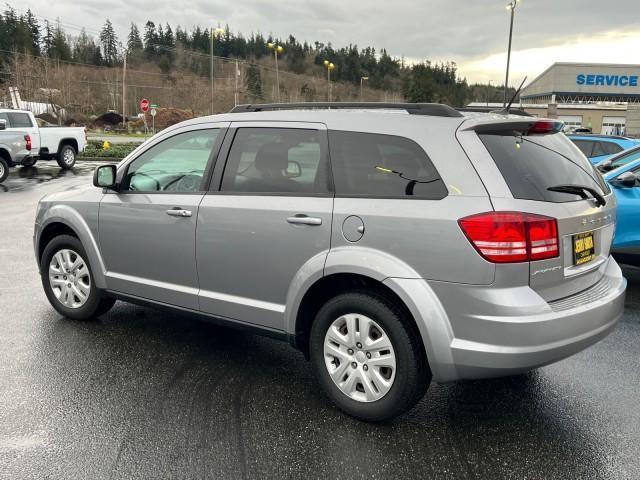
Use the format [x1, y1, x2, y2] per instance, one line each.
[140, 98, 150, 113]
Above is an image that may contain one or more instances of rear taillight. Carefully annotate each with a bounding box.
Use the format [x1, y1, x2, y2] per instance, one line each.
[459, 212, 559, 263]
[528, 120, 563, 135]
[25, 135, 32, 151]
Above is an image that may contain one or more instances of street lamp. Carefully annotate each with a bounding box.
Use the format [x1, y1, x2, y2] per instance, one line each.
[210, 27, 224, 114]
[324, 60, 335, 102]
[503, 0, 521, 107]
[360, 76, 369, 101]
[268, 43, 284, 102]
[486, 79, 494, 106]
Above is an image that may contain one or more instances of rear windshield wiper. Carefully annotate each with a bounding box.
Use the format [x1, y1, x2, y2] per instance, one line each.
[547, 184, 606, 207]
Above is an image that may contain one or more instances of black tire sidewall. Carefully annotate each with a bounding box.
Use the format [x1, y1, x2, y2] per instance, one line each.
[0, 158, 8, 183]
[41, 235, 103, 320]
[57, 145, 76, 169]
[310, 292, 429, 421]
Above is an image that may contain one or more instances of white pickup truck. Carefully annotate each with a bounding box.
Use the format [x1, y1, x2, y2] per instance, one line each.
[0, 109, 87, 169]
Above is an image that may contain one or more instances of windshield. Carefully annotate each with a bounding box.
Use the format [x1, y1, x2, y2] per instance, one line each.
[479, 132, 609, 203]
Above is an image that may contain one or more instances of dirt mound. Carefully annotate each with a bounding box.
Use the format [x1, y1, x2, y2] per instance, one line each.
[92, 112, 123, 129]
[36, 113, 58, 125]
[145, 108, 194, 130]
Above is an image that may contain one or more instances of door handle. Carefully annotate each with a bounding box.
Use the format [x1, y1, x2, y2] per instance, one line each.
[166, 208, 192, 217]
[286, 215, 322, 226]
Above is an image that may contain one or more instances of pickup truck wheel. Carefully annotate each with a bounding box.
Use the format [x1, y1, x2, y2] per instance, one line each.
[41, 234, 115, 320]
[57, 145, 76, 169]
[0, 157, 8, 183]
[310, 291, 430, 421]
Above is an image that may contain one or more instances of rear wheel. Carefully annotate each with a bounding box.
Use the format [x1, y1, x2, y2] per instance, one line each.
[41, 235, 115, 320]
[310, 291, 430, 421]
[0, 157, 8, 183]
[57, 145, 76, 169]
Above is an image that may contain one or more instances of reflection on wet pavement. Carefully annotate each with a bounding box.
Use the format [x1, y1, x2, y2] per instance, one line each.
[0, 161, 112, 193]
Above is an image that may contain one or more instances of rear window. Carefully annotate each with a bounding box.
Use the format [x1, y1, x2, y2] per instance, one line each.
[329, 131, 447, 199]
[6, 112, 33, 128]
[479, 132, 609, 203]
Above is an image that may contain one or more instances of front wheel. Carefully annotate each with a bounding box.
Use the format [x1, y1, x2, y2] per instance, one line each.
[41, 235, 115, 320]
[0, 157, 8, 183]
[57, 145, 76, 169]
[310, 291, 430, 421]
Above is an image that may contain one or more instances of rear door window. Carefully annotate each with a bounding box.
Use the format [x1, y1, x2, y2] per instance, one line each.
[479, 132, 609, 203]
[329, 131, 447, 199]
[600, 141, 623, 155]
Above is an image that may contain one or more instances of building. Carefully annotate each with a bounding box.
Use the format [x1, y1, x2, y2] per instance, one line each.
[468, 63, 640, 136]
[521, 62, 640, 104]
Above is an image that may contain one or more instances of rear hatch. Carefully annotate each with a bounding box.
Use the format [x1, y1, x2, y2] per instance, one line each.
[459, 118, 616, 302]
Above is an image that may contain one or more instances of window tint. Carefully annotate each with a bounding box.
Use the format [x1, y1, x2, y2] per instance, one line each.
[600, 141, 623, 155]
[121, 129, 220, 192]
[221, 128, 329, 194]
[610, 148, 640, 169]
[328, 131, 447, 199]
[480, 132, 609, 203]
[572, 139, 594, 157]
[7, 112, 33, 128]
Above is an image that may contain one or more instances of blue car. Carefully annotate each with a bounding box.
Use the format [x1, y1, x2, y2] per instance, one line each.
[568, 134, 640, 164]
[604, 157, 640, 265]
[596, 144, 640, 173]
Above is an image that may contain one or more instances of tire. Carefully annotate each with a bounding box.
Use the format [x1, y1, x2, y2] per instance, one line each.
[40, 234, 115, 320]
[0, 157, 8, 183]
[57, 145, 76, 169]
[310, 291, 430, 421]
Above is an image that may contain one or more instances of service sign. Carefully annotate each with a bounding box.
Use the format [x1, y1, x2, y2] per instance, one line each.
[576, 73, 639, 87]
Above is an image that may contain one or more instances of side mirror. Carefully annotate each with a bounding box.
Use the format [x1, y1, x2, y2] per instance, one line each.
[93, 164, 117, 189]
[610, 171, 638, 189]
[597, 161, 613, 173]
[285, 160, 302, 178]
[0, 119, 6, 131]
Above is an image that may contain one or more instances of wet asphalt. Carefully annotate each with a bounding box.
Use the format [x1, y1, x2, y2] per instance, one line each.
[1, 162, 639, 480]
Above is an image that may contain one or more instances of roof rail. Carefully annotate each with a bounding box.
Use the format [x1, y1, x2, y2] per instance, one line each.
[230, 102, 463, 118]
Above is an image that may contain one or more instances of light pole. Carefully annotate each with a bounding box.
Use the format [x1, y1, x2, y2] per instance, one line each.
[486, 79, 494, 106]
[267, 43, 284, 102]
[503, 0, 521, 107]
[324, 60, 335, 102]
[210, 27, 224, 114]
[360, 76, 369, 101]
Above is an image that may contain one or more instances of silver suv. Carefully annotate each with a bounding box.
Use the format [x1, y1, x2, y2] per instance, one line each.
[34, 103, 627, 421]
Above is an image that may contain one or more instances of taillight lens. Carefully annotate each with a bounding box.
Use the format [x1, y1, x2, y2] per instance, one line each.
[25, 135, 32, 151]
[528, 120, 563, 135]
[459, 212, 558, 263]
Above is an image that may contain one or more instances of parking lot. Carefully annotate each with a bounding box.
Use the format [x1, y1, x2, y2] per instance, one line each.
[1, 161, 639, 479]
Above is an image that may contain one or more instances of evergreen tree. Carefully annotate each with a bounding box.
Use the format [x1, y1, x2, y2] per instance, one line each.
[143, 21, 157, 59]
[127, 23, 143, 53]
[100, 19, 118, 66]
[25, 9, 40, 55]
[245, 64, 263, 100]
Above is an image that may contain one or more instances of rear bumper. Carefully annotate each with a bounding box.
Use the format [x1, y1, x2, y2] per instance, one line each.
[397, 256, 626, 382]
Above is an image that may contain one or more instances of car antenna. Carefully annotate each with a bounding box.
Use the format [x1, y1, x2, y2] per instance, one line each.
[492, 76, 527, 115]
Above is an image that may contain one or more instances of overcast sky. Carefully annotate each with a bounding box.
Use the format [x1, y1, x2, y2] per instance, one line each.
[15, 0, 640, 84]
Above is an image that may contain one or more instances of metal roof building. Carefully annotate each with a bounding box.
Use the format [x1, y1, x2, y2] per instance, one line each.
[521, 62, 640, 104]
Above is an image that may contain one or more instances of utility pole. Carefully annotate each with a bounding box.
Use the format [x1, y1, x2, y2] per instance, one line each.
[234, 59, 239, 106]
[360, 76, 369, 101]
[122, 54, 127, 129]
[210, 30, 214, 115]
[503, 0, 521, 107]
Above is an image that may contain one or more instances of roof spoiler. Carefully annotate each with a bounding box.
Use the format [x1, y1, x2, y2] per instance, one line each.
[471, 119, 565, 135]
